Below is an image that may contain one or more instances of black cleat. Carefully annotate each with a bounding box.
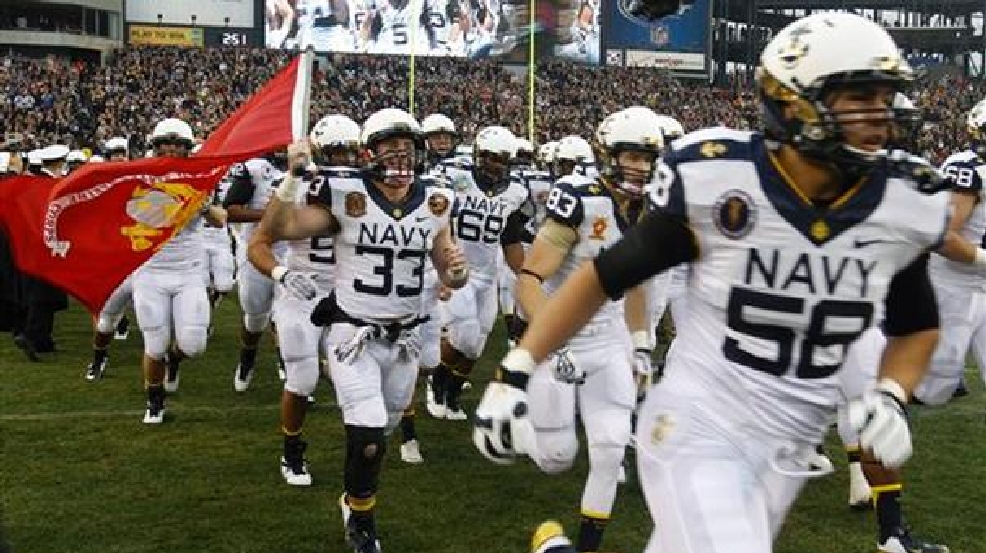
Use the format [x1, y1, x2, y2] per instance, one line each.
[13, 334, 39, 362]
[86, 357, 108, 381]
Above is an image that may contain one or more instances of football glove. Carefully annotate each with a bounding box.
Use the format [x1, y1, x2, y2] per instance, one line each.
[273, 266, 319, 301]
[847, 378, 912, 469]
[473, 350, 537, 464]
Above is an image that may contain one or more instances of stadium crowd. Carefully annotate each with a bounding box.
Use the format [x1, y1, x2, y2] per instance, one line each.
[2, 46, 981, 164]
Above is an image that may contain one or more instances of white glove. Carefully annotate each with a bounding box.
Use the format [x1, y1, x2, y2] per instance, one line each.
[473, 349, 537, 464]
[273, 267, 319, 301]
[632, 348, 653, 377]
[551, 349, 585, 384]
[847, 378, 912, 469]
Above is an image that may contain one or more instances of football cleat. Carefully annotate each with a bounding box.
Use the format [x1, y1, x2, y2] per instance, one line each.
[847, 462, 872, 510]
[400, 439, 424, 464]
[85, 357, 108, 381]
[114, 315, 130, 340]
[163, 355, 180, 393]
[879, 526, 949, 553]
[339, 494, 382, 553]
[425, 376, 446, 419]
[531, 521, 576, 553]
[142, 402, 166, 424]
[233, 363, 254, 392]
[280, 440, 312, 486]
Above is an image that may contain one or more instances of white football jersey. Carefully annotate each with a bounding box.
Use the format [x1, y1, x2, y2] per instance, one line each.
[368, 2, 433, 54]
[542, 174, 629, 338]
[318, 174, 454, 321]
[930, 149, 986, 290]
[229, 158, 286, 259]
[283, 166, 347, 276]
[199, 165, 235, 248]
[144, 212, 207, 272]
[437, 155, 530, 285]
[516, 167, 553, 241]
[649, 128, 949, 442]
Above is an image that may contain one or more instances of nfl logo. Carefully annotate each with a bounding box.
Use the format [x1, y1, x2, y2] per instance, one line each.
[606, 50, 623, 66]
[651, 25, 670, 46]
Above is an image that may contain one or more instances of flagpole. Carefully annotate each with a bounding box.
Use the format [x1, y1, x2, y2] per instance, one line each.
[295, 48, 315, 141]
[528, 0, 535, 143]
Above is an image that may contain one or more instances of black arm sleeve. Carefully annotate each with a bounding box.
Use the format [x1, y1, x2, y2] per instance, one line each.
[222, 170, 255, 208]
[883, 253, 939, 337]
[593, 211, 699, 300]
[500, 209, 530, 246]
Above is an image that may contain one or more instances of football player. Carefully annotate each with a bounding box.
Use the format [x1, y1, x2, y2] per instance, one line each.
[475, 13, 950, 553]
[132, 119, 226, 424]
[913, 99, 986, 405]
[362, 0, 436, 55]
[84, 137, 135, 380]
[251, 108, 467, 553]
[250, 114, 361, 486]
[224, 154, 287, 392]
[516, 108, 661, 552]
[421, 113, 460, 169]
[266, 0, 297, 48]
[552, 135, 594, 180]
[427, 125, 530, 420]
[200, 167, 237, 313]
[296, 0, 356, 52]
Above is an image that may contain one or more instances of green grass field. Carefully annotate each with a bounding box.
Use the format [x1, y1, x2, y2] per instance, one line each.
[2, 298, 985, 553]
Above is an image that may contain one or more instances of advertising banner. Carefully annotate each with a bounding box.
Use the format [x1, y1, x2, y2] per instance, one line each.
[602, 0, 710, 74]
[128, 25, 205, 47]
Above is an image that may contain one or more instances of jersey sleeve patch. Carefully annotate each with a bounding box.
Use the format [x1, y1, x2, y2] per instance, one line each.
[544, 180, 585, 228]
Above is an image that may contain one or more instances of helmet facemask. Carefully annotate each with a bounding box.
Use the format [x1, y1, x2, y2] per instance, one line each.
[473, 149, 512, 193]
[425, 131, 458, 161]
[600, 147, 658, 199]
[365, 135, 424, 189]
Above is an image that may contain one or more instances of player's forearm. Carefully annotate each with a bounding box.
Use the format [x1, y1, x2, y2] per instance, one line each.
[225, 205, 265, 223]
[247, 229, 280, 279]
[878, 329, 939, 398]
[516, 262, 608, 366]
[937, 230, 986, 269]
[516, 276, 548, 321]
[203, 205, 227, 227]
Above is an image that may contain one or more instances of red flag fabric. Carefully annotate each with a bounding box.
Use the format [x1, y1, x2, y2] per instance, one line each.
[0, 52, 313, 315]
[3, 159, 227, 314]
[196, 53, 311, 158]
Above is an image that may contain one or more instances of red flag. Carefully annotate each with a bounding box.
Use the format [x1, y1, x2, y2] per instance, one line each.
[3, 159, 227, 314]
[196, 51, 312, 158]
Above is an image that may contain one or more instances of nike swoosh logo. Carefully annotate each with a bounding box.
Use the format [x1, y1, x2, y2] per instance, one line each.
[853, 238, 890, 248]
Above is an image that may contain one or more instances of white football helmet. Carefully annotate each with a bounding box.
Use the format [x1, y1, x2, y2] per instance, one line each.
[421, 113, 459, 159]
[553, 135, 593, 177]
[361, 108, 424, 187]
[655, 114, 685, 143]
[891, 92, 921, 150]
[538, 140, 557, 169]
[597, 109, 664, 197]
[104, 136, 128, 154]
[514, 137, 535, 165]
[311, 114, 361, 166]
[473, 125, 517, 191]
[758, 12, 913, 168]
[150, 118, 195, 148]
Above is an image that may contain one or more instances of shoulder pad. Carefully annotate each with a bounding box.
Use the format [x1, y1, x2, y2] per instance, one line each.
[885, 150, 952, 195]
[665, 128, 757, 166]
[544, 179, 586, 227]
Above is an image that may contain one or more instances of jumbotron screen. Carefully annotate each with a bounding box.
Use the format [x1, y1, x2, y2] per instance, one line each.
[264, 0, 600, 63]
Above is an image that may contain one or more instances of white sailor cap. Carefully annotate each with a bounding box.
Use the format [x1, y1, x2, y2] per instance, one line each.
[66, 150, 87, 163]
[38, 144, 70, 162]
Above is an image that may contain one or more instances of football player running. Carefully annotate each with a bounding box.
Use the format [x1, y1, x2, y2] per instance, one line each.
[225, 154, 288, 392]
[85, 136, 136, 380]
[253, 108, 467, 553]
[515, 108, 662, 553]
[132, 118, 226, 424]
[475, 13, 950, 553]
[428, 125, 531, 420]
[249, 114, 361, 486]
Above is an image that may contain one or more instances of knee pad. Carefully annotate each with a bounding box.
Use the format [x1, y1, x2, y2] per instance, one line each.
[244, 312, 271, 333]
[96, 313, 123, 335]
[213, 274, 235, 294]
[587, 442, 626, 477]
[284, 357, 320, 397]
[344, 425, 387, 497]
[176, 326, 208, 357]
[533, 427, 579, 475]
[142, 326, 170, 360]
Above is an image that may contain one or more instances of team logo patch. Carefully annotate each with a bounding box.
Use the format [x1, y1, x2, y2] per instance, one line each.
[650, 413, 675, 446]
[713, 189, 756, 240]
[590, 216, 607, 240]
[700, 141, 728, 158]
[428, 193, 449, 217]
[345, 191, 366, 218]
